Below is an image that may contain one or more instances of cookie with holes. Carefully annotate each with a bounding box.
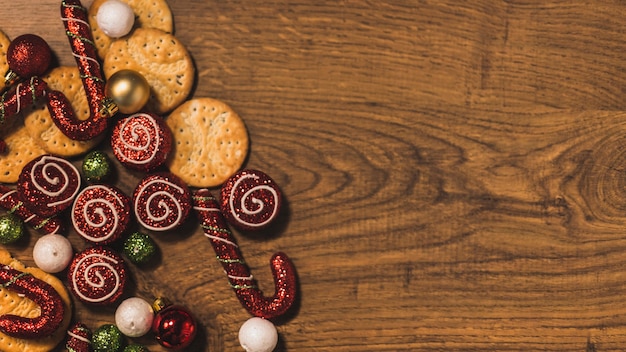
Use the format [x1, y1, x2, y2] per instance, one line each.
[165, 98, 249, 187]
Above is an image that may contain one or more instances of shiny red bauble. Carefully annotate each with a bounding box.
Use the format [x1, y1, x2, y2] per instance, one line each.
[152, 302, 197, 349]
[6, 34, 52, 81]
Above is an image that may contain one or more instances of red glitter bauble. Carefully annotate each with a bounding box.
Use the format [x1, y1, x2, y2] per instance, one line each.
[152, 304, 197, 349]
[133, 173, 192, 232]
[72, 184, 131, 245]
[67, 246, 128, 305]
[110, 112, 173, 172]
[7, 34, 52, 78]
[220, 169, 283, 231]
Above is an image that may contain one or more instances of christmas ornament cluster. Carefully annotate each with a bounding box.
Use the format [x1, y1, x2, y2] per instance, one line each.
[0, 0, 298, 351]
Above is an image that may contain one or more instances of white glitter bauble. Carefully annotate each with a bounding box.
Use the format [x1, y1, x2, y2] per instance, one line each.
[238, 317, 279, 352]
[115, 297, 154, 337]
[96, 0, 135, 38]
[32, 234, 73, 273]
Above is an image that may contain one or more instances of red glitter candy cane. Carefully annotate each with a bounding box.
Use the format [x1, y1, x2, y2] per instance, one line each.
[192, 189, 297, 319]
[0, 76, 48, 126]
[0, 185, 65, 236]
[0, 265, 65, 339]
[47, 0, 117, 141]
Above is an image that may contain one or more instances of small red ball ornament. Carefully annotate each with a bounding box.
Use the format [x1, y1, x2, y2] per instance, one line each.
[151, 298, 197, 350]
[5, 34, 52, 85]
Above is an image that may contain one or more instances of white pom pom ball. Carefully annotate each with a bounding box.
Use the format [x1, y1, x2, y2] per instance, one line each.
[96, 0, 135, 38]
[238, 317, 279, 352]
[115, 297, 154, 337]
[32, 234, 73, 273]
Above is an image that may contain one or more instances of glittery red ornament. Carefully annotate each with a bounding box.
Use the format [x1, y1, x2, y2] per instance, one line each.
[72, 184, 131, 244]
[5, 34, 52, 84]
[0, 265, 65, 338]
[65, 322, 93, 352]
[67, 246, 128, 305]
[111, 112, 173, 172]
[17, 154, 82, 217]
[152, 300, 197, 350]
[193, 189, 297, 319]
[220, 169, 283, 231]
[0, 185, 65, 236]
[133, 173, 192, 232]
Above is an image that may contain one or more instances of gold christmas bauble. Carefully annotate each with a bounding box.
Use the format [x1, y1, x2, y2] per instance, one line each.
[105, 69, 151, 114]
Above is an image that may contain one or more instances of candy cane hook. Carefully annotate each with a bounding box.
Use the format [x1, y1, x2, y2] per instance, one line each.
[0, 77, 48, 150]
[192, 189, 297, 319]
[47, 0, 117, 141]
[0, 265, 65, 338]
[0, 185, 65, 236]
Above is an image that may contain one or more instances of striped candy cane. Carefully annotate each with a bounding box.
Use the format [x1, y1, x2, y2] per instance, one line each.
[0, 185, 65, 236]
[192, 189, 297, 319]
[47, 0, 117, 141]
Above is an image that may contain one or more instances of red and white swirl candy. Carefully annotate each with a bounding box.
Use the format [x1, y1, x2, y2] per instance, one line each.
[220, 169, 282, 231]
[67, 246, 127, 305]
[110, 112, 172, 172]
[133, 173, 191, 232]
[71, 184, 131, 244]
[17, 154, 81, 217]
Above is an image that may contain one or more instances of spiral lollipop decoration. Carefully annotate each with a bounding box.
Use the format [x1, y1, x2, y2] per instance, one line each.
[220, 169, 282, 231]
[65, 322, 92, 352]
[193, 189, 297, 319]
[0, 185, 65, 236]
[71, 185, 131, 245]
[0, 265, 65, 339]
[17, 155, 82, 217]
[47, 0, 117, 141]
[67, 247, 127, 305]
[133, 173, 191, 232]
[111, 112, 173, 172]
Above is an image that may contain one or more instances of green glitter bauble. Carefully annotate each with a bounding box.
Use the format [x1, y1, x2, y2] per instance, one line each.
[82, 150, 112, 182]
[92, 324, 125, 352]
[0, 213, 23, 244]
[123, 344, 150, 352]
[123, 232, 157, 264]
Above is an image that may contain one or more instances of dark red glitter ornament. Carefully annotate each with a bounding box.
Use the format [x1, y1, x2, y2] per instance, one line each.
[220, 169, 283, 231]
[65, 322, 93, 352]
[17, 154, 82, 217]
[193, 189, 297, 319]
[152, 299, 197, 350]
[71, 184, 131, 245]
[0, 265, 65, 339]
[67, 246, 127, 305]
[5, 34, 52, 85]
[0, 185, 65, 236]
[133, 173, 192, 232]
[111, 112, 173, 172]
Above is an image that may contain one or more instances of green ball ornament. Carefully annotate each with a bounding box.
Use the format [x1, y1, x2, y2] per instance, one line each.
[0, 213, 23, 244]
[123, 232, 157, 264]
[123, 344, 150, 352]
[82, 150, 112, 182]
[92, 324, 125, 352]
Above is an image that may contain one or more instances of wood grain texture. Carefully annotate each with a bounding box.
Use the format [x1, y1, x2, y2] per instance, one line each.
[1, 0, 626, 351]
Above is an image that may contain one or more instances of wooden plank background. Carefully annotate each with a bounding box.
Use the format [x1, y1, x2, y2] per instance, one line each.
[1, 0, 626, 350]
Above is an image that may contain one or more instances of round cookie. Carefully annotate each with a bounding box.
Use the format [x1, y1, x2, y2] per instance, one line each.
[166, 98, 249, 187]
[0, 30, 10, 82]
[0, 124, 47, 183]
[23, 66, 103, 157]
[103, 27, 194, 115]
[0, 249, 72, 352]
[88, 0, 174, 59]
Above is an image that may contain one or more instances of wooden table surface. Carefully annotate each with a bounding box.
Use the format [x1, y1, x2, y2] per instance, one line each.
[1, 0, 626, 351]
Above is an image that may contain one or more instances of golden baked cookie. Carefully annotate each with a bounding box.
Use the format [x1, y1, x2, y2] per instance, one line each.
[0, 30, 9, 83]
[0, 248, 72, 352]
[23, 66, 102, 157]
[166, 98, 249, 187]
[103, 27, 195, 115]
[88, 0, 174, 59]
[0, 124, 46, 183]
